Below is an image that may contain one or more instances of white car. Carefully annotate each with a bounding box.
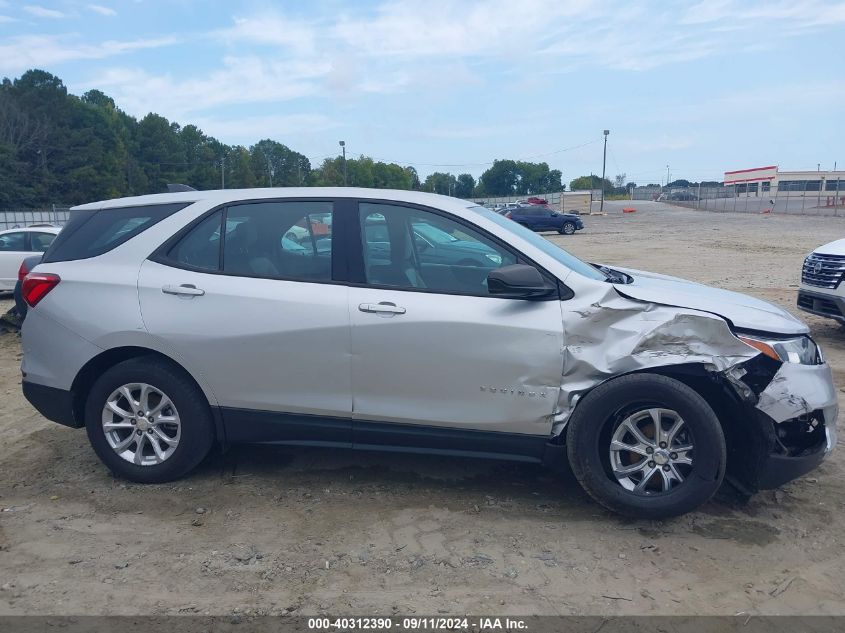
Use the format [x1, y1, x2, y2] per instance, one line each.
[0, 226, 61, 291]
[798, 239, 845, 323]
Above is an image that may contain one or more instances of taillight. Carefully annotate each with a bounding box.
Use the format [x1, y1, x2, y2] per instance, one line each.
[505, 211, 512, 218]
[17, 260, 29, 282]
[21, 273, 60, 307]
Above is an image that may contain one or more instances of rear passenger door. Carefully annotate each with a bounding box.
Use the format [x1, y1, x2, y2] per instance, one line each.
[137, 199, 353, 443]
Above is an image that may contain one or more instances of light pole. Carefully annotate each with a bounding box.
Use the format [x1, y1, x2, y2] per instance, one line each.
[600, 129, 609, 213]
[339, 140, 347, 186]
[666, 164, 670, 188]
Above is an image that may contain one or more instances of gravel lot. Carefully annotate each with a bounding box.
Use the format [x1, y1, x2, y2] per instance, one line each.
[0, 200, 843, 616]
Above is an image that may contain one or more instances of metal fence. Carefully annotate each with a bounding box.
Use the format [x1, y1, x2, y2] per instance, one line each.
[472, 190, 600, 214]
[0, 207, 70, 230]
[633, 184, 845, 216]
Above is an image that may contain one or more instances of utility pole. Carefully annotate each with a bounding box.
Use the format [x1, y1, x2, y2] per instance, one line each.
[666, 165, 670, 187]
[600, 130, 609, 213]
[221, 155, 225, 190]
[339, 140, 347, 186]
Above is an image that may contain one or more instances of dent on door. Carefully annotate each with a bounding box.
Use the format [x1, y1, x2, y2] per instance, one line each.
[349, 288, 565, 435]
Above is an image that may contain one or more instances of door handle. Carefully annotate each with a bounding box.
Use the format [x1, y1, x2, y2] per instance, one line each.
[358, 302, 406, 315]
[162, 284, 205, 297]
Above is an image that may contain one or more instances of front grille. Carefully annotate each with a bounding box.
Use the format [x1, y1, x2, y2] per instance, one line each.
[797, 291, 843, 318]
[802, 253, 845, 289]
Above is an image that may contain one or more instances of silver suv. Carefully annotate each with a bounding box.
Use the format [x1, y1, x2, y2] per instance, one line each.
[21, 188, 837, 518]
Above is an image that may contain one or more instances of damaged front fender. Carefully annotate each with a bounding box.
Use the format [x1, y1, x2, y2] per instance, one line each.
[555, 283, 759, 434]
[556, 281, 838, 491]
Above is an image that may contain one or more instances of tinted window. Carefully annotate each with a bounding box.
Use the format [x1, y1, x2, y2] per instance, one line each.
[222, 201, 332, 281]
[167, 210, 223, 271]
[30, 232, 56, 252]
[43, 202, 190, 263]
[470, 205, 606, 281]
[0, 232, 26, 251]
[360, 202, 516, 296]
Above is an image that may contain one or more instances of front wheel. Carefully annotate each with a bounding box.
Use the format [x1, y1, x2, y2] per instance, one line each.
[85, 357, 215, 483]
[559, 221, 576, 235]
[566, 373, 726, 518]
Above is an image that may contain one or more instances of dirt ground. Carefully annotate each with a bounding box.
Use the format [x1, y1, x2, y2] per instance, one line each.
[0, 200, 843, 616]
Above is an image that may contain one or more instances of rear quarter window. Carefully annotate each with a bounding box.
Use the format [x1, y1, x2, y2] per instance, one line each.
[43, 202, 191, 263]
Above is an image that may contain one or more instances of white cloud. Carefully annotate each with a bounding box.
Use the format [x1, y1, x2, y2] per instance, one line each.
[190, 113, 338, 145]
[90, 55, 331, 120]
[23, 5, 66, 18]
[67, 0, 845, 150]
[217, 12, 316, 55]
[88, 4, 117, 16]
[0, 34, 178, 73]
[0, 14, 17, 23]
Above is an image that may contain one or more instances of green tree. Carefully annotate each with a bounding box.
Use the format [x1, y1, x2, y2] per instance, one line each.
[570, 175, 613, 193]
[250, 139, 310, 187]
[423, 172, 458, 195]
[454, 173, 476, 198]
[136, 113, 186, 193]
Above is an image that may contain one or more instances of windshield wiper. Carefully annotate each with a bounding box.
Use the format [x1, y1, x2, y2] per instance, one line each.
[597, 265, 629, 284]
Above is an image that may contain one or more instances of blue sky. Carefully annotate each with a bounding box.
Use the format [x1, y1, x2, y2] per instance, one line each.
[1, 0, 843, 184]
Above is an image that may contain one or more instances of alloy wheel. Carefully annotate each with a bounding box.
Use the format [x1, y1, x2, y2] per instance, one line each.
[101, 383, 181, 466]
[609, 408, 694, 494]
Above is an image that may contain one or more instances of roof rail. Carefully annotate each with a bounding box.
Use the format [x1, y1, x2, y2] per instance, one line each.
[166, 183, 198, 193]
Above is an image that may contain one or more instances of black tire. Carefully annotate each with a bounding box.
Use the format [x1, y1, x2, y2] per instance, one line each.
[85, 357, 215, 483]
[559, 222, 576, 235]
[566, 373, 726, 519]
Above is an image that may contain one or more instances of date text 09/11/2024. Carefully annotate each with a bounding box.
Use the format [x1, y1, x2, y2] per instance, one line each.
[307, 617, 529, 630]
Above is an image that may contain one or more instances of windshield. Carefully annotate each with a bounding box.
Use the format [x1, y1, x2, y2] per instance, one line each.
[468, 205, 606, 281]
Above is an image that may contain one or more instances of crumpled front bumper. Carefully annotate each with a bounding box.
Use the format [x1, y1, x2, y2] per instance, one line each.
[757, 361, 838, 451]
[725, 359, 838, 490]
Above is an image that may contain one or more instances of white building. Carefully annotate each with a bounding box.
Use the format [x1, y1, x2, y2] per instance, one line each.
[724, 165, 845, 199]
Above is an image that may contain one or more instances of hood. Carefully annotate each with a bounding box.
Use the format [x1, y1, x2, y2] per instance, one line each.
[607, 266, 809, 335]
[812, 238, 845, 256]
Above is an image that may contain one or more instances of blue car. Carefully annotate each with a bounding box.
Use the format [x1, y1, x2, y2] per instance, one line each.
[505, 205, 584, 235]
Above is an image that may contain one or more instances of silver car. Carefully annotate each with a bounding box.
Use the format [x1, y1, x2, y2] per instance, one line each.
[20, 188, 837, 518]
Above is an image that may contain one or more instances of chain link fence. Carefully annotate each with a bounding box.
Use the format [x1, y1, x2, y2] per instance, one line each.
[633, 182, 845, 216]
[472, 190, 600, 214]
[0, 207, 70, 230]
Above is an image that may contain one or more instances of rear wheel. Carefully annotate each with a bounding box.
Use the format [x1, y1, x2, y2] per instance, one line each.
[85, 357, 214, 483]
[566, 373, 726, 518]
[559, 221, 576, 235]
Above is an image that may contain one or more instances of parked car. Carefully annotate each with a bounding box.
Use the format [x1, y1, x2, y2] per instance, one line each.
[797, 239, 845, 323]
[0, 226, 61, 292]
[505, 205, 584, 235]
[21, 188, 836, 518]
[668, 191, 697, 201]
[525, 197, 548, 205]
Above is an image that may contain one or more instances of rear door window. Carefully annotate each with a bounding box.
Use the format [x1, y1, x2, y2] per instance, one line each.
[0, 232, 26, 251]
[166, 210, 224, 271]
[30, 232, 57, 252]
[222, 201, 333, 281]
[43, 202, 190, 263]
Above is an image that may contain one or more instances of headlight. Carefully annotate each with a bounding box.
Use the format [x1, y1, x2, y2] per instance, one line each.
[485, 253, 502, 265]
[738, 334, 822, 365]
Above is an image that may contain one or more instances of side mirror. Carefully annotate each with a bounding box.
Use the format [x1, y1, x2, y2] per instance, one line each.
[487, 264, 556, 299]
